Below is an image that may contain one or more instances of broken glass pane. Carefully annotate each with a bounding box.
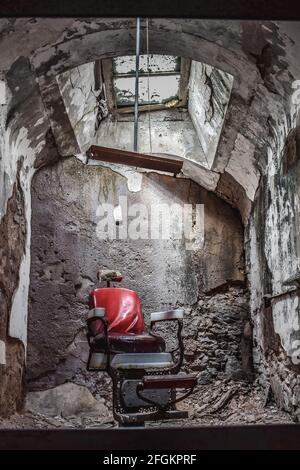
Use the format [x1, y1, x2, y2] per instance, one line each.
[114, 75, 180, 106]
[113, 55, 180, 75]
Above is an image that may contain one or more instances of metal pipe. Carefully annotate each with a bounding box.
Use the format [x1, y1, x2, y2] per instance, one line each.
[134, 17, 141, 152]
[86, 145, 183, 174]
[263, 288, 298, 307]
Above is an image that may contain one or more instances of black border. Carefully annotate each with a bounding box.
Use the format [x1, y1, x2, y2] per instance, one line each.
[0, 0, 300, 20]
[0, 425, 300, 450]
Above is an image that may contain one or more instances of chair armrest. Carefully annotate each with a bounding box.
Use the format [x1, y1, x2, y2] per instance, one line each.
[150, 309, 184, 323]
[86, 307, 111, 372]
[87, 307, 106, 321]
[86, 308, 107, 338]
[150, 309, 184, 374]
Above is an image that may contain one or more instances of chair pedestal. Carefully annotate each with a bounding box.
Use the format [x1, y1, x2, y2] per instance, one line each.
[108, 358, 197, 426]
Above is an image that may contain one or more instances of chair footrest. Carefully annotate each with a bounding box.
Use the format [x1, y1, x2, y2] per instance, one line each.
[111, 352, 173, 370]
[142, 374, 198, 390]
[119, 409, 189, 425]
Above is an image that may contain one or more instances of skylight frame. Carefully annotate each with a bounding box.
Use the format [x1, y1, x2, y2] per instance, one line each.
[101, 55, 191, 114]
[112, 54, 181, 76]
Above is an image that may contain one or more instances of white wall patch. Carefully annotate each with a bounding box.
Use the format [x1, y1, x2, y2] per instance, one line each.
[0, 340, 6, 365]
[0, 81, 6, 105]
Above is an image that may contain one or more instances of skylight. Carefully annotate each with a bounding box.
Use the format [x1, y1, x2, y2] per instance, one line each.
[112, 54, 183, 109]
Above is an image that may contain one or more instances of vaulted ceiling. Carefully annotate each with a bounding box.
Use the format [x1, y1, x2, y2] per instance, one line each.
[1, 18, 300, 222]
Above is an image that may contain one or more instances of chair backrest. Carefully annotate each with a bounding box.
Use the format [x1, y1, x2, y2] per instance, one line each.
[89, 287, 145, 334]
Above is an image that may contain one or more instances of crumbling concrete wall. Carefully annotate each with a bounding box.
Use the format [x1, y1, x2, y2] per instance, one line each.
[183, 286, 252, 383]
[27, 156, 249, 391]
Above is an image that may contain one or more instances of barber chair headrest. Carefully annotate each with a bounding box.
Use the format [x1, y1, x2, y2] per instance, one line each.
[98, 269, 123, 283]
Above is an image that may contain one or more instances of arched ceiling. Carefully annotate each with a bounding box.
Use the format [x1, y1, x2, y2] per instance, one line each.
[1, 18, 299, 223]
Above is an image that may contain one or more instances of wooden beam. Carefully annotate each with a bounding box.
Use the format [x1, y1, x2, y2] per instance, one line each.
[86, 145, 183, 175]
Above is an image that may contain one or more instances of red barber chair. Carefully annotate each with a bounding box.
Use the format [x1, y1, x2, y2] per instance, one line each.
[86, 270, 197, 426]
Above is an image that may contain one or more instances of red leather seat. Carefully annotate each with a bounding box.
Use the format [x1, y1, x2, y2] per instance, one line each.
[89, 287, 166, 354]
[89, 332, 165, 354]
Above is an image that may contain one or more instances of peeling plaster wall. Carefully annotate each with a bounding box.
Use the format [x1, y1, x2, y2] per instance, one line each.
[0, 163, 26, 416]
[27, 156, 247, 391]
[4, 57, 53, 348]
[0, 78, 31, 415]
[188, 61, 233, 168]
[0, 55, 58, 415]
[30, 18, 300, 416]
[247, 95, 300, 416]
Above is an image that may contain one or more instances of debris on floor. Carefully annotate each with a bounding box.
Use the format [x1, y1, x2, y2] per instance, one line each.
[0, 378, 294, 429]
